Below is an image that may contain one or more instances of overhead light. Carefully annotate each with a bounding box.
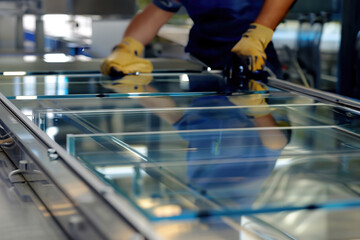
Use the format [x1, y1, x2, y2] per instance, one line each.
[15, 96, 38, 100]
[3, 71, 27, 76]
[44, 53, 73, 63]
[23, 55, 38, 62]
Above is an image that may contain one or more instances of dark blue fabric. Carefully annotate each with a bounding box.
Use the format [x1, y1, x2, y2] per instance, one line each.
[152, 0, 182, 12]
[152, 0, 282, 75]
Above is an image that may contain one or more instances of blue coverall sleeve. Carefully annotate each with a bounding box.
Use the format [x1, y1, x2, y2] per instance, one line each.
[152, 0, 182, 12]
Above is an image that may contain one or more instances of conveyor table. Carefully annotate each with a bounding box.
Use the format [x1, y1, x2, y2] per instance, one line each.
[1, 59, 360, 239]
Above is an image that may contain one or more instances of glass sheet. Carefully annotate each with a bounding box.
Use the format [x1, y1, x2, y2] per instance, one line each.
[36, 99, 360, 148]
[253, 208, 360, 240]
[6, 71, 360, 238]
[66, 126, 360, 221]
[11, 91, 307, 115]
[0, 73, 230, 99]
[0, 56, 204, 75]
[0, 55, 101, 74]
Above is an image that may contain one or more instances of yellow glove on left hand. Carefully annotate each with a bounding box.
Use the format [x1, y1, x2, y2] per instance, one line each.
[231, 23, 273, 72]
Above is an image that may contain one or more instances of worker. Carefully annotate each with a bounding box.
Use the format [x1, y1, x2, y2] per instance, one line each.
[100, 0, 295, 77]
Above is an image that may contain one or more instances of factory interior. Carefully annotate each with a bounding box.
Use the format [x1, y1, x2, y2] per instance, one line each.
[1, 0, 360, 239]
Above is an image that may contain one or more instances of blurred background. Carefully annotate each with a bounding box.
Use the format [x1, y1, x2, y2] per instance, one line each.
[1, 2, 360, 240]
[0, 0, 359, 99]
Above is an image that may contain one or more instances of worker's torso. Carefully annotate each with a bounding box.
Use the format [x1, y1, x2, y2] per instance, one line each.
[178, 0, 264, 68]
[180, 0, 263, 40]
[153, 0, 282, 74]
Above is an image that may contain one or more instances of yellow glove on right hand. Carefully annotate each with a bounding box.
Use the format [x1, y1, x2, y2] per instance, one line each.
[231, 23, 273, 72]
[100, 36, 153, 75]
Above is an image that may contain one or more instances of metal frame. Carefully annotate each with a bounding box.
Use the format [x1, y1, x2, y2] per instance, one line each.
[0, 91, 161, 240]
[268, 77, 360, 111]
[2, 74, 360, 239]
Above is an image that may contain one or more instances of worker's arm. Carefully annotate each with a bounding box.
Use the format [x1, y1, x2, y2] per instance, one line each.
[123, 3, 176, 45]
[254, 0, 295, 30]
[101, 4, 175, 75]
[231, 0, 295, 72]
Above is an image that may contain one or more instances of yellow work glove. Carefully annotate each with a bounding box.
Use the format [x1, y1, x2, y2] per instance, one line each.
[227, 80, 270, 118]
[100, 36, 153, 75]
[231, 23, 273, 72]
[102, 75, 153, 93]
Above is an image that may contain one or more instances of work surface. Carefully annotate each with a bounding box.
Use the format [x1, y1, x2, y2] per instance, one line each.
[3, 64, 360, 239]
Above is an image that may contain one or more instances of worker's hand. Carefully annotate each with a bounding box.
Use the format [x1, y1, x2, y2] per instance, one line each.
[227, 80, 270, 117]
[100, 36, 153, 75]
[102, 75, 153, 93]
[231, 23, 273, 72]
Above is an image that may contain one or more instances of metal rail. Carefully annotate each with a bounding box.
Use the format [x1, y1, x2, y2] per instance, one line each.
[0, 91, 161, 240]
[268, 77, 360, 111]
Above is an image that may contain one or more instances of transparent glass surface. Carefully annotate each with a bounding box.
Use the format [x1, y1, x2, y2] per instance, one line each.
[35, 94, 360, 148]
[0, 95, 139, 239]
[0, 55, 101, 74]
[67, 126, 360, 221]
[11, 91, 308, 118]
[0, 72, 241, 99]
[6, 67, 360, 238]
[253, 208, 360, 240]
[0, 56, 203, 75]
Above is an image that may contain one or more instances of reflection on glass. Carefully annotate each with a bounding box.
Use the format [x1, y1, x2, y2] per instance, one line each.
[63, 77, 360, 222]
[10, 72, 360, 232]
[44, 75, 57, 96]
[7, 71, 279, 100]
[67, 126, 360, 221]
[24, 76, 36, 96]
[37, 93, 302, 148]
[67, 128, 287, 220]
[2, 72, 227, 99]
[36, 95, 360, 150]
[65, 79, 295, 221]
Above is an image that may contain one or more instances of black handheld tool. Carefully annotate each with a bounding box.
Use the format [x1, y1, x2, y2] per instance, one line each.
[223, 53, 269, 93]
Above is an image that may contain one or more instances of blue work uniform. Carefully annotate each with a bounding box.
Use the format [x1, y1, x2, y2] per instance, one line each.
[153, 0, 282, 76]
[173, 95, 286, 207]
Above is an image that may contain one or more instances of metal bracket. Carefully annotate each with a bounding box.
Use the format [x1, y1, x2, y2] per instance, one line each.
[47, 148, 59, 161]
[8, 160, 42, 184]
